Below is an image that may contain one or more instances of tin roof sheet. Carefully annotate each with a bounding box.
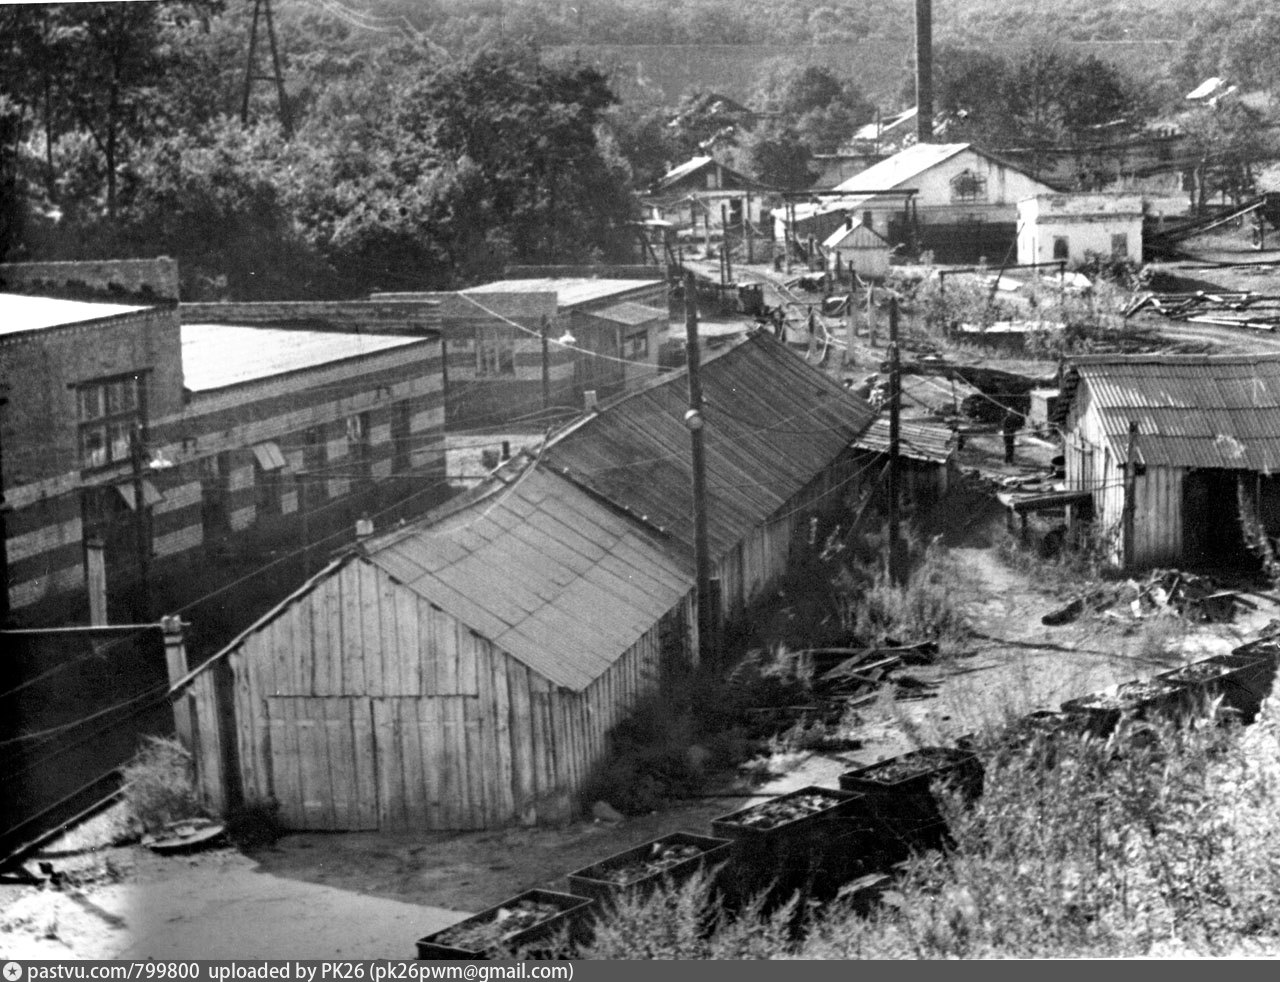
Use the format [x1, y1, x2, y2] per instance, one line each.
[542, 332, 876, 559]
[363, 465, 692, 691]
[855, 417, 956, 465]
[591, 302, 667, 326]
[181, 324, 429, 391]
[1064, 354, 1280, 470]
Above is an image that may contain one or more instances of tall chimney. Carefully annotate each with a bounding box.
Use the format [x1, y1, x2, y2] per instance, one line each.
[915, 0, 933, 144]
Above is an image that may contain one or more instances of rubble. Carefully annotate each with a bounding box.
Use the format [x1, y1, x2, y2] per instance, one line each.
[1124, 290, 1280, 331]
[1042, 569, 1253, 627]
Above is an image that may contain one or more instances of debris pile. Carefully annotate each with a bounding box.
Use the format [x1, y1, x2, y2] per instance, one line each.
[1042, 569, 1254, 626]
[1124, 291, 1280, 331]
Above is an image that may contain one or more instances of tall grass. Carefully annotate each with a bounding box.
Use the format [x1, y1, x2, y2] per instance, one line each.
[120, 735, 203, 833]
[583, 697, 1280, 958]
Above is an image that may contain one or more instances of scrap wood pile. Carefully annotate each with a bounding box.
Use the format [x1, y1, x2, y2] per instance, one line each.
[1124, 291, 1280, 330]
[794, 641, 942, 704]
[1042, 569, 1255, 626]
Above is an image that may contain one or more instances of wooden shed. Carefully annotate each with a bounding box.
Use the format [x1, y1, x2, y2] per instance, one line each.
[542, 331, 877, 627]
[1056, 353, 1280, 569]
[183, 461, 695, 831]
[823, 220, 892, 280]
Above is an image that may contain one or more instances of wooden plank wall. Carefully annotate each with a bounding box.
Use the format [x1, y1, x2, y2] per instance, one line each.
[220, 558, 695, 830]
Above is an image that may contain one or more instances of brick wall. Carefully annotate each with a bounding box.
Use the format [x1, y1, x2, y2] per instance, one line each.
[0, 257, 179, 300]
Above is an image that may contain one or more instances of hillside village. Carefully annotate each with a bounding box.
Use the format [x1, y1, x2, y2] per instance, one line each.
[5, 0, 1280, 963]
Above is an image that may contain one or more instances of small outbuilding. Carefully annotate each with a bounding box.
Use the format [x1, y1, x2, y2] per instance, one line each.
[1056, 353, 1280, 569]
[1017, 192, 1145, 267]
[822, 220, 892, 280]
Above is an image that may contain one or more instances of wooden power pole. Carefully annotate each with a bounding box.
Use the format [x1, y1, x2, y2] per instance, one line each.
[1123, 420, 1139, 568]
[888, 297, 904, 585]
[684, 272, 716, 665]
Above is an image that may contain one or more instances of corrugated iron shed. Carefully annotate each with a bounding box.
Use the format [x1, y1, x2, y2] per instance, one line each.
[855, 417, 955, 465]
[181, 323, 428, 392]
[542, 331, 877, 559]
[361, 463, 692, 692]
[1059, 353, 1280, 471]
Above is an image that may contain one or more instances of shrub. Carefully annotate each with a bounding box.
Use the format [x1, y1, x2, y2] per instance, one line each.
[120, 735, 203, 833]
[845, 541, 968, 644]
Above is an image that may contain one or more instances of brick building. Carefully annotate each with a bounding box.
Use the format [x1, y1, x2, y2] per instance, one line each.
[2, 294, 447, 633]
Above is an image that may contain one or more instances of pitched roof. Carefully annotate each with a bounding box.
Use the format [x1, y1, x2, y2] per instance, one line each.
[833, 142, 971, 194]
[822, 221, 891, 251]
[855, 416, 956, 465]
[1059, 354, 1280, 471]
[181, 324, 430, 392]
[656, 155, 715, 189]
[363, 463, 692, 691]
[541, 331, 877, 559]
[591, 302, 667, 326]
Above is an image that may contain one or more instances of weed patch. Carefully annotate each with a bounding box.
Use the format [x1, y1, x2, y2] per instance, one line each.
[120, 736, 203, 833]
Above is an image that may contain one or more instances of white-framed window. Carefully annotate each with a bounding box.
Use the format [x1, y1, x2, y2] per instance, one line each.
[476, 326, 515, 376]
[76, 373, 144, 469]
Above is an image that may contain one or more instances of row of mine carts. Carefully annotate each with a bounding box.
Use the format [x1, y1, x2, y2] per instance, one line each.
[416, 639, 1279, 959]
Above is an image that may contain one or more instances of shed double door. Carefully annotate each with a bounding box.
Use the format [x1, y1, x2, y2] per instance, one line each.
[267, 697, 378, 830]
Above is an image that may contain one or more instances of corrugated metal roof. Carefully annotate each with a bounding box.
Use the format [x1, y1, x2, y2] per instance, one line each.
[363, 465, 692, 691]
[787, 143, 969, 222]
[855, 417, 956, 465]
[1064, 354, 1280, 470]
[181, 324, 429, 392]
[1, 294, 149, 338]
[465, 278, 661, 309]
[591, 302, 666, 326]
[542, 331, 877, 559]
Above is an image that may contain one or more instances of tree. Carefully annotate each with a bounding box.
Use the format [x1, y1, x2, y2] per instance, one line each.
[739, 122, 815, 191]
[401, 46, 636, 271]
[753, 64, 873, 155]
[1180, 98, 1280, 210]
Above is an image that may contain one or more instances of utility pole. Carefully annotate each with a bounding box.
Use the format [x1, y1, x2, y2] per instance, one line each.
[684, 271, 715, 665]
[540, 315, 551, 411]
[887, 297, 904, 585]
[745, 193, 754, 264]
[129, 424, 151, 621]
[1123, 420, 1139, 568]
[721, 203, 733, 284]
[241, 0, 292, 137]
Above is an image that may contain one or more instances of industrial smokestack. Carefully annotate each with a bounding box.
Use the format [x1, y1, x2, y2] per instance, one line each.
[915, 0, 933, 144]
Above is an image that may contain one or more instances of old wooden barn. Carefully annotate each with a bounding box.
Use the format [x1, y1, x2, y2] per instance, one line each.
[182, 459, 695, 831]
[1057, 353, 1280, 569]
[540, 330, 877, 628]
[181, 330, 878, 830]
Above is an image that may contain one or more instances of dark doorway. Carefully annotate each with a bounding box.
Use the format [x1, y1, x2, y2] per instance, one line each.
[1183, 469, 1255, 569]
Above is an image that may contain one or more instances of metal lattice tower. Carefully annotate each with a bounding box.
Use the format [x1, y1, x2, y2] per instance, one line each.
[241, 0, 292, 136]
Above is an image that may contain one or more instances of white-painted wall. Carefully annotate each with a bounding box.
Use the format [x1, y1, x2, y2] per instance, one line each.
[1018, 194, 1145, 265]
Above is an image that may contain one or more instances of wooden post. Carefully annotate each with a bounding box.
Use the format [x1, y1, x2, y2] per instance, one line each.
[86, 537, 107, 626]
[721, 203, 733, 284]
[745, 192, 754, 264]
[684, 271, 715, 665]
[888, 297, 904, 585]
[540, 314, 551, 411]
[163, 615, 194, 751]
[129, 424, 151, 621]
[867, 285, 877, 347]
[1123, 420, 1139, 568]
